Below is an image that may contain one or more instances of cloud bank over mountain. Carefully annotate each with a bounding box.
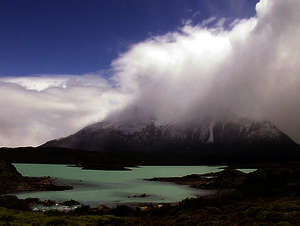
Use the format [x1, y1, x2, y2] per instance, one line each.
[1, 0, 300, 147]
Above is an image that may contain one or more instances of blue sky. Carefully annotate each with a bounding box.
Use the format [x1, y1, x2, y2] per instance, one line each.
[0, 0, 259, 76]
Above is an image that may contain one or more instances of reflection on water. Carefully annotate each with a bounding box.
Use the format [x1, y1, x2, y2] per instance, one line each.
[14, 164, 224, 207]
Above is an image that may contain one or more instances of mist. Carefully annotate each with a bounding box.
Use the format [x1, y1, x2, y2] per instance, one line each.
[1, 0, 300, 146]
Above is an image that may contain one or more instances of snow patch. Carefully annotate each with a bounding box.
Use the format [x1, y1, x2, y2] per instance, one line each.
[208, 121, 215, 143]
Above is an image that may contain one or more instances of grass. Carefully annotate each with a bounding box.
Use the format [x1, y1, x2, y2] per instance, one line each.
[0, 207, 142, 226]
[2, 195, 300, 225]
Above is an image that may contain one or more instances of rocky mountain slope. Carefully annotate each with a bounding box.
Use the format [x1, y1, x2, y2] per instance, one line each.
[42, 117, 297, 152]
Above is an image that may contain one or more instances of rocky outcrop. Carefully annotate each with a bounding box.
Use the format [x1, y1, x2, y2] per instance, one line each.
[148, 166, 300, 196]
[147, 169, 248, 190]
[0, 160, 72, 195]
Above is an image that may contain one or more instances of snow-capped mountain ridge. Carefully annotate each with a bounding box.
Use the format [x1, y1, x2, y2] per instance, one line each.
[42, 117, 293, 152]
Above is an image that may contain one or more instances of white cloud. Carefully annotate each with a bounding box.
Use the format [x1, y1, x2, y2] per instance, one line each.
[0, 75, 130, 147]
[201, 17, 216, 26]
[0, 74, 110, 91]
[109, 0, 300, 142]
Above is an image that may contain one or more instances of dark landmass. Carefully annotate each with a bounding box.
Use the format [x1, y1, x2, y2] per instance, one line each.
[148, 166, 300, 195]
[2, 165, 300, 225]
[0, 160, 72, 195]
[80, 163, 131, 171]
[59, 200, 81, 206]
[1, 144, 300, 171]
[128, 193, 150, 198]
[147, 168, 248, 190]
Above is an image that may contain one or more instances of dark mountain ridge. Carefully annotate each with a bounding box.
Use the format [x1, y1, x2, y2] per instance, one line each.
[42, 117, 297, 153]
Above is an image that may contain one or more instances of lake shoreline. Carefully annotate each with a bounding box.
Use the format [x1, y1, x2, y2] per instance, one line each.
[2, 162, 300, 225]
[14, 164, 222, 206]
[0, 161, 73, 196]
[3, 168, 253, 212]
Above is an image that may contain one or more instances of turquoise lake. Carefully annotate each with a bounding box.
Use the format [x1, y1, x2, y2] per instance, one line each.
[14, 164, 226, 207]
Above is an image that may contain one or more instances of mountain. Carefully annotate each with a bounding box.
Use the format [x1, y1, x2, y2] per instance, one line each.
[41, 117, 297, 153]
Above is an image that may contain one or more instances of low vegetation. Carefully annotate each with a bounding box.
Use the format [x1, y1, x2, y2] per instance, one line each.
[2, 194, 300, 225]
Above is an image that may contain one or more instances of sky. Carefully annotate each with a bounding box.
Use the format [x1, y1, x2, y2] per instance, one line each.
[0, 0, 258, 76]
[1, 0, 300, 147]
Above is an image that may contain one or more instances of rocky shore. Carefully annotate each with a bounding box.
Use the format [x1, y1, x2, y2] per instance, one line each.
[2, 161, 300, 225]
[2, 164, 300, 225]
[0, 160, 72, 195]
[147, 168, 247, 190]
[147, 165, 300, 198]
